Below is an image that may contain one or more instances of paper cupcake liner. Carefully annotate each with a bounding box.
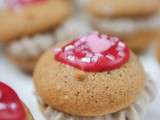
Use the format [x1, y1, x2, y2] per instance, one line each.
[39, 77, 156, 120]
[7, 32, 56, 58]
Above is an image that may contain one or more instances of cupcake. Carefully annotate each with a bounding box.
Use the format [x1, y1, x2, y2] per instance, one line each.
[87, 0, 160, 53]
[0, 0, 71, 73]
[0, 81, 33, 120]
[33, 32, 156, 120]
[156, 7, 160, 62]
[156, 39, 160, 62]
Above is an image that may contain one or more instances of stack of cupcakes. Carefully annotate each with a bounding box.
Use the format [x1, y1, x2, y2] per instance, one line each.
[0, 0, 71, 73]
[87, 0, 160, 53]
[33, 32, 156, 120]
[0, 0, 158, 119]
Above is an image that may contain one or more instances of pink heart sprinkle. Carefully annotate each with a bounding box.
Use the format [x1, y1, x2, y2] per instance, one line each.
[86, 34, 113, 53]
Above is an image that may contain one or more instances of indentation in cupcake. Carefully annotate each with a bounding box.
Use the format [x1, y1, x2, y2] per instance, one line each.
[54, 32, 130, 72]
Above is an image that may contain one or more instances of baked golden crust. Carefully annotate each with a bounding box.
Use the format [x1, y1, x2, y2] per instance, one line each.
[33, 42, 145, 117]
[123, 31, 157, 53]
[0, 0, 71, 43]
[157, 50, 160, 62]
[156, 38, 160, 62]
[88, 0, 159, 18]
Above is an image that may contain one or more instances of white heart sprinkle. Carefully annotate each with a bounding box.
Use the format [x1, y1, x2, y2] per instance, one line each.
[67, 55, 75, 61]
[105, 54, 115, 61]
[118, 51, 125, 57]
[118, 41, 125, 48]
[64, 45, 74, 51]
[81, 57, 91, 63]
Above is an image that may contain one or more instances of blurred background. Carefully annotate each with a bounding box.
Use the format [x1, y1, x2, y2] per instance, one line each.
[0, 0, 160, 119]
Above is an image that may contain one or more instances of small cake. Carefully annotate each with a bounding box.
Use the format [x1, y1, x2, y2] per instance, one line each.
[156, 39, 160, 62]
[33, 33, 156, 120]
[0, 81, 33, 120]
[0, 0, 71, 73]
[87, 0, 160, 53]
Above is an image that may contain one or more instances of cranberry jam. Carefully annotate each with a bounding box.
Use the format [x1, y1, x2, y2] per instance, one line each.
[55, 32, 130, 72]
[0, 81, 26, 120]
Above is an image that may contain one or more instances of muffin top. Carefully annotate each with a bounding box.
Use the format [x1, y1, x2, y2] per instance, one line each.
[0, 0, 71, 43]
[88, 0, 159, 18]
[156, 40, 160, 62]
[0, 81, 26, 120]
[33, 33, 145, 117]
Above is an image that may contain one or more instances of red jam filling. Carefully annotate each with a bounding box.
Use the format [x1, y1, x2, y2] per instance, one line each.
[0, 81, 26, 120]
[6, 0, 47, 10]
[54, 32, 130, 72]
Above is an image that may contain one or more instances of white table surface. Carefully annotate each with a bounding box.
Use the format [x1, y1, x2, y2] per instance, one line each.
[0, 46, 160, 120]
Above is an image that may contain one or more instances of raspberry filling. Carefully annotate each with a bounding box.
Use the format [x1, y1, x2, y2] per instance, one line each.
[55, 32, 130, 72]
[6, 0, 47, 10]
[0, 81, 26, 120]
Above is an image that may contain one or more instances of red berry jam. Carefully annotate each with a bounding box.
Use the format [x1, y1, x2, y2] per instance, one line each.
[55, 32, 130, 72]
[6, 0, 47, 10]
[0, 81, 26, 120]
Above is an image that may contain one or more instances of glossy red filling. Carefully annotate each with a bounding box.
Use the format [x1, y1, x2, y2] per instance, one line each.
[6, 0, 47, 10]
[0, 81, 26, 120]
[55, 32, 130, 72]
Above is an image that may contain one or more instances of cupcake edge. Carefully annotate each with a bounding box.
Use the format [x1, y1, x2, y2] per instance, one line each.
[37, 76, 156, 120]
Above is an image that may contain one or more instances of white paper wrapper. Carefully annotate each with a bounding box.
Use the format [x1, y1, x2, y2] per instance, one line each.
[39, 78, 156, 120]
